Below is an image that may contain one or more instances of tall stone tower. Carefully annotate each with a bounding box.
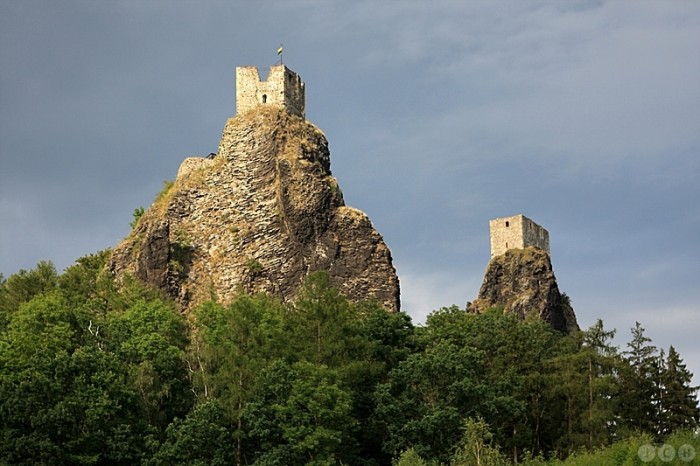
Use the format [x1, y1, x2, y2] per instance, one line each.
[469, 214, 578, 333]
[489, 214, 550, 258]
[236, 65, 305, 118]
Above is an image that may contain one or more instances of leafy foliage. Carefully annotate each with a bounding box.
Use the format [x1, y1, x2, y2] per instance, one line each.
[148, 401, 233, 466]
[0, 260, 58, 330]
[0, 259, 697, 465]
[131, 206, 145, 229]
[0, 255, 191, 465]
[451, 417, 510, 466]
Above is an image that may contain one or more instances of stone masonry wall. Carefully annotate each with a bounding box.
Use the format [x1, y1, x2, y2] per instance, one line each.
[489, 214, 550, 258]
[236, 65, 305, 118]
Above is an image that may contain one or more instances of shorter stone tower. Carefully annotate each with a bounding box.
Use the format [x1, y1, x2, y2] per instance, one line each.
[236, 65, 305, 118]
[489, 214, 550, 258]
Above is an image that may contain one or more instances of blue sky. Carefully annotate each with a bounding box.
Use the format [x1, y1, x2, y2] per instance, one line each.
[1, 1, 699, 384]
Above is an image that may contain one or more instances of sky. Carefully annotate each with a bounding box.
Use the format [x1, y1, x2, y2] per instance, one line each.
[1, 1, 699, 384]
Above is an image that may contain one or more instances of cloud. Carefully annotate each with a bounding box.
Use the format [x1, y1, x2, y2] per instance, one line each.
[613, 305, 700, 386]
[1, 0, 698, 389]
[356, 2, 700, 175]
[397, 262, 483, 325]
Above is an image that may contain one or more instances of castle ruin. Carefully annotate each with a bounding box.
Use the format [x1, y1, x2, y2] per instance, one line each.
[236, 65, 305, 118]
[489, 214, 550, 258]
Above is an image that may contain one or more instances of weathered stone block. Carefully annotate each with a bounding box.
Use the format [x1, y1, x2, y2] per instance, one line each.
[236, 65, 305, 118]
[489, 214, 550, 258]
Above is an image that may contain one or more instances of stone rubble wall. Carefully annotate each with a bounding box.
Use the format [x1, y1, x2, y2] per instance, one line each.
[236, 65, 305, 118]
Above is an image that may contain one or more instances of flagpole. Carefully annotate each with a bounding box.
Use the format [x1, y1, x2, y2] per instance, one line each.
[278, 43, 284, 65]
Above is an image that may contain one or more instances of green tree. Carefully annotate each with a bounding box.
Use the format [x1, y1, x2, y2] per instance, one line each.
[190, 276, 408, 465]
[580, 319, 620, 448]
[0, 293, 156, 465]
[57, 250, 113, 310]
[619, 322, 659, 436]
[0, 260, 58, 329]
[287, 271, 369, 368]
[106, 298, 192, 432]
[244, 360, 357, 465]
[149, 401, 233, 466]
[285, 273, 398, 463]
[375, 306, 565, 463]
[359, 301, 417, 371]
[393, 448, 429, 466]
[658, 345, 700, 435]
[548, 320, 621, 454]
[357, 302, 418, 463]
[191, 294, 286, 464]
[451, 417, 509, 466]
[131, 206, 145, 229]
[425, 307, 563, 461]
[374, 338, 488, 462]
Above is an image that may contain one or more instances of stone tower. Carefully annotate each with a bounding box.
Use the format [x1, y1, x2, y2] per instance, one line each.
[236, 65, 305, 118]
[489, 214, 550, 258]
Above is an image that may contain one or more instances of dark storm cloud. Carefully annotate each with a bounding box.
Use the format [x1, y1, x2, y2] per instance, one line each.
[1, 1, 698, 382]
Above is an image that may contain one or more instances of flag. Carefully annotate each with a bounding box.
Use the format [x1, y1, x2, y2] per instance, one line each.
[277, 46, 283, 55]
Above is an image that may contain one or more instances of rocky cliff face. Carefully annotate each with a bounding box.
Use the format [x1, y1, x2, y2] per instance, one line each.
[467, 247, 579, 333]
[110, 108, 400, 312]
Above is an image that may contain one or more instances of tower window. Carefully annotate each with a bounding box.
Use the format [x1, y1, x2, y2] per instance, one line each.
[262, 94, 267, 103]
[505, 221, 510, 227]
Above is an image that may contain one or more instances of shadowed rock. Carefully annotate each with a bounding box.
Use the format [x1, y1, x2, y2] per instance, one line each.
[467, 247, 579, 333]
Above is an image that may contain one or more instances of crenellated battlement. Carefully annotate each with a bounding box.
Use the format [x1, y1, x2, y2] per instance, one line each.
[235, 65, 305, 118]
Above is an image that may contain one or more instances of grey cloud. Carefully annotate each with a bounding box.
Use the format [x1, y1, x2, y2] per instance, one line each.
[1, 0, 698, 383]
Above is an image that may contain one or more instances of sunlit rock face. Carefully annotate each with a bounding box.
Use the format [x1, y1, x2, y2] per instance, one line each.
[110, 108, 400, 312]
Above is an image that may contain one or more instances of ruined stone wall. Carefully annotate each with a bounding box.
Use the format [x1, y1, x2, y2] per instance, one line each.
[522, 215, 550, 255]
[236, 65, 305, 118]
[489, 214, 550, 258]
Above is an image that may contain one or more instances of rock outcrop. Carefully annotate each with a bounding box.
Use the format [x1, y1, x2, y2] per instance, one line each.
[467, 247, 579, 333]
[110, 108, 400, 312]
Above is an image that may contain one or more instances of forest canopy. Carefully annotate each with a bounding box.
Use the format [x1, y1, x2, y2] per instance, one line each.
[1, 254, 698, 465]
